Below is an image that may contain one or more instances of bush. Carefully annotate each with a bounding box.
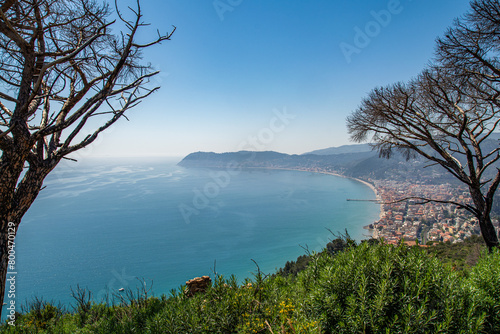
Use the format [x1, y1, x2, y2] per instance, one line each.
[2, 242, 499, 333]
[303, 242, 489, 333]
[468, 249, 500, 333]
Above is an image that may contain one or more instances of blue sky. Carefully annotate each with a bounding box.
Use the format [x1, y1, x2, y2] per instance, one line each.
[85, 0, 472, 158]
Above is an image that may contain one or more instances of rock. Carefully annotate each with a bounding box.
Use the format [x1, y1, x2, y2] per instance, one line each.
[184, 275, 211, 297]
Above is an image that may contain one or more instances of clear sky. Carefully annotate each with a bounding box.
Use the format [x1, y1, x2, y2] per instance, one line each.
[83, 0, 473, 158]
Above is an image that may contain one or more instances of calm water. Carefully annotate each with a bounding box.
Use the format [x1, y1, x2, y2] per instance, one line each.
[6, 157, 379, 311]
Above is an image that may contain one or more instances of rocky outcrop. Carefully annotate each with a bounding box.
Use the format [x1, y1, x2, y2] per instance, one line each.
[184, 276, 211, 297]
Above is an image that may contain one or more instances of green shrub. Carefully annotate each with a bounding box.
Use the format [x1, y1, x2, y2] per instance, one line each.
[303, 242, 488, 333]
[468, 249, 500, 333]
[2, 241, 499, 333]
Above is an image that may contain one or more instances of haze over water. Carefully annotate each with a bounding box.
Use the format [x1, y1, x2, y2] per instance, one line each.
[12, 157, 379, 309]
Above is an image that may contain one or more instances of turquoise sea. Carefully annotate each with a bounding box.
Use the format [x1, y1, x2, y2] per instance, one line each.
[7, 157, 379, 312]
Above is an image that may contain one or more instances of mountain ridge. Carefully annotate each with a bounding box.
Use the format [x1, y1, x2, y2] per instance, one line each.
[303, 143, 372, 155]
[178, 134, 500, 184]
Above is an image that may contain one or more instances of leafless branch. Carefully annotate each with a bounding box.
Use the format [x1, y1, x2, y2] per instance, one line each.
[347, 0, 500, 250]
[0, 1, 174, 316]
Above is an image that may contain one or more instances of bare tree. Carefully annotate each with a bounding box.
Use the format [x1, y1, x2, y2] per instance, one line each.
[347, 0, 500, 251]
[0, 0, 174, 317]
[437, 0, 500, 84]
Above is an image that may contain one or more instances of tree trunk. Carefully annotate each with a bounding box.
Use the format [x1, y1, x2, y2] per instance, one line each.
[468, 185, 499, 251]
[0, 150, 26, 319]
[478, 213, 499, 252]
[0, 153, 27, 216]
[0, 157, 53, 319]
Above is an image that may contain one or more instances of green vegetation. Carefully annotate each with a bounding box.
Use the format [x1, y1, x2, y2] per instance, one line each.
[425, 235, 486, 272]
[2, 239, 500, 333]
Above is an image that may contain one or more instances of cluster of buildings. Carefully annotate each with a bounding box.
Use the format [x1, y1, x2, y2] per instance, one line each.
[364, 179, 500, 244]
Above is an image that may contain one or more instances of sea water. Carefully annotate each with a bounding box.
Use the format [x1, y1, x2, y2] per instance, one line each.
[7, 157, 379, 311]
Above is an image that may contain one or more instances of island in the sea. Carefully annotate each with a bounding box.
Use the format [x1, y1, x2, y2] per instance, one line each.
[179, 145, 500, 245]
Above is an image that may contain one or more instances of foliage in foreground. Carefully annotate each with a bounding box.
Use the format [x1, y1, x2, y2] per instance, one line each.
[2, 241, 500, 333]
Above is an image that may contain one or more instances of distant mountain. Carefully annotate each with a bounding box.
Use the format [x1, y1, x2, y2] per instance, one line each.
[179, 135, 500, 183]
[177, 150, 378, 171]
[304, 144, 372, 155]
[305, 134, 500, 156]
[179, 151, 298, 168]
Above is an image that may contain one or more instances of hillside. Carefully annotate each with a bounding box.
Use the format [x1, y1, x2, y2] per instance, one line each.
[178, 150, 377, 171]
[4, 239, 499, 333]
[177, 149, 448, 183]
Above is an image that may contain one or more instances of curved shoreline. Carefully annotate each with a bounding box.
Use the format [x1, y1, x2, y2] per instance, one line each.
[242, 166, 378, 198]
[241, 166, 382, 231]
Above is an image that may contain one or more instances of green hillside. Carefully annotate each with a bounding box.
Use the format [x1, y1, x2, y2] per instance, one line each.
[3, 238, 499, 333]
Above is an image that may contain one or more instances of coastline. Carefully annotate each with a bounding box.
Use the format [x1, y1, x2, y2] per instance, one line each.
[240, 166, 382, 233]
[241, 166, 379, 198]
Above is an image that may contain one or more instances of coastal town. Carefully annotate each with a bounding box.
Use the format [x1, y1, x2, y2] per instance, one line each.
[362, 178, 500, 245]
